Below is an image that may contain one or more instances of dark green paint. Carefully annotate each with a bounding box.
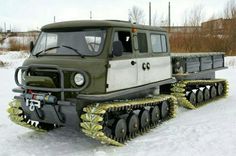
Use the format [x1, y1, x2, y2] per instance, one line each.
[23, 56, 107, 95]
[42, 20, 166, 32]
[22, 20, 169, 99]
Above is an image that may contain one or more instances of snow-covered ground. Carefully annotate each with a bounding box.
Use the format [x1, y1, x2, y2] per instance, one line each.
[0, 36, 34, 50]
[0, 52, 236, 156]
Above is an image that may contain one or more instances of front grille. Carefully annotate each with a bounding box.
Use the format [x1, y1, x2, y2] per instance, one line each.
[15, 64, 88, 101]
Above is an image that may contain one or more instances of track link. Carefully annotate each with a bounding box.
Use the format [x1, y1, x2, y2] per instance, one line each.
[171, 79, 229, 109]
[80, 95, 178, 146]
[7, 99, 56, 132]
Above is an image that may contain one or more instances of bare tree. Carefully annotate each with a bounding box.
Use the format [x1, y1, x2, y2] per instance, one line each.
[223, 0, 236, 55]
[152, 12, 159, 26]
[185, 5, 204, 26]
[151, 12, 168, 27]
[181, 5, 204, 51]
[128, 6, 146, 24]
[224, 0, 236, 19]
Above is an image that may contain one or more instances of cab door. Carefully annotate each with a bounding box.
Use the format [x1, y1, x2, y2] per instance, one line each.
[106, 29, 138, 92]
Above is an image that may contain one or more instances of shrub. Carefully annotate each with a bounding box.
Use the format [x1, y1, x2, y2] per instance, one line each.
[0, 60, 4, 67]
[8, 38, 29, 51]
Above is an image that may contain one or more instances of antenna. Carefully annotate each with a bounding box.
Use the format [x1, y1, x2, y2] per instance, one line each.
[149, 2, 152, 26]
[90, 11, 92, 20]
[168, 2, 171, 32]
[4, 22, 6, 33]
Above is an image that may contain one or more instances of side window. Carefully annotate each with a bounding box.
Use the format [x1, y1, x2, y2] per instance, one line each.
[161, 35, 167, 52]
[151, 34, 168, 53]
[137, 33, 148, 53]
[113, 31, 132, 53]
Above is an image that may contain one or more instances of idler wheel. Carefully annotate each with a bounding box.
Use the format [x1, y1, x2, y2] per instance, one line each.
[203, 87, 210, 101]
[160, 101, 169, 119]
[139, 109, 150, 129]
[217, 83, 224, 96]
[196, 89, 204, 104]
[187, 91, 196, 105]
[127, 113, 139, 134]
[210, 86, 217, 98]
[150, 106, 160, 123]
[112, 118, 127, 139]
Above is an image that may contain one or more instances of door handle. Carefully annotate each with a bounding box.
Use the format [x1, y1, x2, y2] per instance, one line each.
[147, 62, 150, 70]
[142, 62, 150, 71]
[131, 60, 136, 65]
[142, 63, 146, 70]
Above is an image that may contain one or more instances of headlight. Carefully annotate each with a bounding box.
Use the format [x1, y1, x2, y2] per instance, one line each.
[22, 71, 26, 81]
[74, 73, 85, 86]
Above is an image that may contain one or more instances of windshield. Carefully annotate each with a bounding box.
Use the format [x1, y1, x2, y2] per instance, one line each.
[33, 29, 106, 56]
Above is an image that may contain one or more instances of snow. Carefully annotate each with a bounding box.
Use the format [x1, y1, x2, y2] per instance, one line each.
[0, 51, 29, 68]
[225, 56, 236, 68]
[0, 36, 34, 49]
[0, 52, 236, 156]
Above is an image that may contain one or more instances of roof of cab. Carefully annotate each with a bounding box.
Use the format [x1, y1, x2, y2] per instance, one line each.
[41, 20, 166, 32]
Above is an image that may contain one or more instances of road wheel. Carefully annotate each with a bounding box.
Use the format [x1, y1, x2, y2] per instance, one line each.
[160, 101, 169, 119]
[196, 89, 204, 104]
[188, 91, 196, 105]
[203, 87, 210, 101]
[112, 118, 127, 139]
[210, 86, 217, 98]
[217, 83, 224, 96]
[139, 109, 150, 129]
[127, 113, 139, 134]
[150, 106, 160, 123]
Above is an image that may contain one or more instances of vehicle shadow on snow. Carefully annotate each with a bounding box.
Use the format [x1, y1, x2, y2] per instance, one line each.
[12, 127, 137, 155]
[14, 127, 111, 155]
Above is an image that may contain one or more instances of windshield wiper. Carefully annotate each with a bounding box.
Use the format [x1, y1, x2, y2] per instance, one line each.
[35, 46, 60, 57]
[61, 45, 85, 58]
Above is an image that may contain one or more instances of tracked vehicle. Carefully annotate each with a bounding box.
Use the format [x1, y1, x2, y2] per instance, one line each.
[8, 20, 228, 146]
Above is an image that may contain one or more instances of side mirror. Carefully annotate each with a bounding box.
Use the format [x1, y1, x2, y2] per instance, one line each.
[112, 41, 123, 57]
[29, 41, 34, 53]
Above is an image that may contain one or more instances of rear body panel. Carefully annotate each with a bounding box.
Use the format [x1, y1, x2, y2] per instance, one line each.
[171, 52, 226, 80]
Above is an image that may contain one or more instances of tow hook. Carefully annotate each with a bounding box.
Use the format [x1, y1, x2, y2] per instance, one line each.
[26, 99, 41, 111]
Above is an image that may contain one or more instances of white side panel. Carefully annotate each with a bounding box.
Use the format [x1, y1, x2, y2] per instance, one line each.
[137, 56, 171, 85]
[107, 59, 138, 92]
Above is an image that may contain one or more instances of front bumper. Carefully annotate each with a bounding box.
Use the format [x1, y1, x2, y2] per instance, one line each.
[15, 95, 80, 129]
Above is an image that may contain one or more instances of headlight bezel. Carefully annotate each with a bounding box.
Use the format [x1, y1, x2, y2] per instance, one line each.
[74, 73, 85, 86]
[71, 72, 89, 88]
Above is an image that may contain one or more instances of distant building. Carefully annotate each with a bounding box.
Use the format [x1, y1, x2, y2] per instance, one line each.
[201, 18, 236, 35]
[162, 26, 201, 34]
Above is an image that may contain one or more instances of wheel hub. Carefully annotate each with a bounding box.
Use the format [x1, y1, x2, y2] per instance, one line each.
[188, 91, 196, 105]
[139, 109, 150, 129]
[210, 86, 217, 98]
[161, 101, 169, 119]
[127, 113, 139, 134]
[150, 106, 160, 123]
[113, 118, 127, 139]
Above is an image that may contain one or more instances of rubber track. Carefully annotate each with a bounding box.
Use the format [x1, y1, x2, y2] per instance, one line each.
[171, 79, 229, 109]
[80, 94, 178, 146]
[7, 99, 46, 132]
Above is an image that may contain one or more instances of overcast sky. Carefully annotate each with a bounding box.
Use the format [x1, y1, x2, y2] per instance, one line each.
[0, 0, 230, 31]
